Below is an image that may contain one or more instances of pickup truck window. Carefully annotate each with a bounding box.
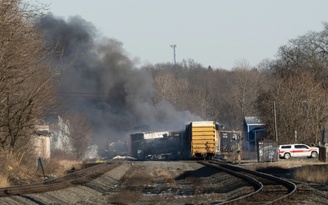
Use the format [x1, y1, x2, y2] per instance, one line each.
[295, 145, 308, 149]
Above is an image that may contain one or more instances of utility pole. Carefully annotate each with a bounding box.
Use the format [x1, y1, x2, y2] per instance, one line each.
[274, 101, 278, 142]
[170, 44, 176, 64]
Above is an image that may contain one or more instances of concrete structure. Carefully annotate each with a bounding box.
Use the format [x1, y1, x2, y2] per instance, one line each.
[34, 125, 51, 159]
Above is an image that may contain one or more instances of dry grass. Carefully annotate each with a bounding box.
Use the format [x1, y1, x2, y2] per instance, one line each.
[244, 160, 328, 184]
[111, 165, 218, 204]
[0, 152, 83, 188]
[245, 160, 327, 170]
[109, 166, 152, 204]
[108, 189, 142, 205]
[0, 152, 37, 187]
[121, 166, 153, 186]
[0, 147, 83, 187]
[0, 174, 9, 187]
[111, 166, 182, 204]
[42, 159, 82, 177]
[294, 165, 328, 183]
[186, 177, 203, 187]
[154, 168, 179, 189]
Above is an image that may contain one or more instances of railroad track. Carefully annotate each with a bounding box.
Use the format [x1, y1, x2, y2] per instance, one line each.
[1, 160, 325, 204]
[0, 162, 120, 197]
[200, 160, 297, 205]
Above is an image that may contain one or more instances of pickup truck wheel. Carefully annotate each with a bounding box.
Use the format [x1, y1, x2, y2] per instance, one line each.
[311, 151, 318, 158]
[284, 153, 291, 159]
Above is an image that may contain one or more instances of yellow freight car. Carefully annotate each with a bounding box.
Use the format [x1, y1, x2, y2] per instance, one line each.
[187, 121, 217, 159]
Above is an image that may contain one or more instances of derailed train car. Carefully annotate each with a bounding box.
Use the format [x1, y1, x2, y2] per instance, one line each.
[129, 121, 220, 160]
[130, 131, 182, 160]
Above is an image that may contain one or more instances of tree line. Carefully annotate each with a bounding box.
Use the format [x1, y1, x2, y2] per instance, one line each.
[146, 23, 328, 145]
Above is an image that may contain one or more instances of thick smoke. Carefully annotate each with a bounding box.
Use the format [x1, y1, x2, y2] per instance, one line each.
[39, 14, 201, 147]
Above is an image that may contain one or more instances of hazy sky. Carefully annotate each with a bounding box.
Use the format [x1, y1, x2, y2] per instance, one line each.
[34, 0, 328, 69]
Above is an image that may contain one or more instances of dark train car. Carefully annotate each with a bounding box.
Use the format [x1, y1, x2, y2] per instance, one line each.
[130, 131, 182, 160]
[218, 130, 242, 159]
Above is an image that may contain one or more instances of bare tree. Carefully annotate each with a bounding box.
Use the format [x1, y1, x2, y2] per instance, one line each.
[275, 22, 328, 81]
[65, 114, 91, 160]
[257, 23, 328, 145]
[153, 71, 176, 103]
[257, 67, 328, 144]
[147, 59, 270, 129]
[229, 60, 262, 126]
[0, 0, 56, 157]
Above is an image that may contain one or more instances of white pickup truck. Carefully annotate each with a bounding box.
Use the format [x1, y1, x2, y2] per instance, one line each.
[279, 144, 319, 159]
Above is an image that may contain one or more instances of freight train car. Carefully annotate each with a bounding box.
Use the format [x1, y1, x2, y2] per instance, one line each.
[129, 121, 220, 160]
[183, 121, 218, 159]
[130, 131, 182, 160]
[218, 130, 242, 160]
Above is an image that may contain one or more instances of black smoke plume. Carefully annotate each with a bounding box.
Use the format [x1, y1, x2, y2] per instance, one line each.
[38, 14, 201, 147]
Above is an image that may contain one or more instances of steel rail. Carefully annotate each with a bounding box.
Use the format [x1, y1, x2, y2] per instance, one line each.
[207, 160, 297, 205]
[0, 162, 118, 197]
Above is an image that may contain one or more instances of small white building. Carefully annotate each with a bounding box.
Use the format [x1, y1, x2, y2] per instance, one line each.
[34, 125, 51, 159]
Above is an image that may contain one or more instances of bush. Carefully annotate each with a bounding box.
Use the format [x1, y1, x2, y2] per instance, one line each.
[0, 151, 38, 186]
